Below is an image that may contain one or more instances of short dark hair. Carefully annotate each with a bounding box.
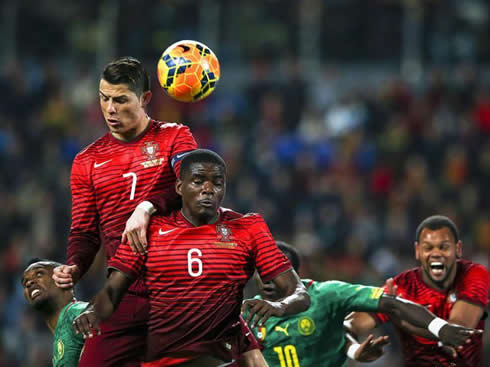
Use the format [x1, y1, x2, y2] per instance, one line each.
[415, 215, 459, 243]
[179, 149, 226, 179]
[102, 56, 150, 96]
[276, 241, 300, 272]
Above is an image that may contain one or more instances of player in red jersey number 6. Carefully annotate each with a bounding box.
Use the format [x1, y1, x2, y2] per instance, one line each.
[73, 149, 310, 367]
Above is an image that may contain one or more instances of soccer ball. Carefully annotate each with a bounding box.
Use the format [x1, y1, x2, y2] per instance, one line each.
[157, 40, 220, 102]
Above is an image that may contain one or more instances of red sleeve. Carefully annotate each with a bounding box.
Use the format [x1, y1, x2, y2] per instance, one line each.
[249, 214, 292, 282]
[148, 124, 197, 214]
[107, 237, 146, 280]
[457, 263, 490, 308]
[66, 153, 101, 278]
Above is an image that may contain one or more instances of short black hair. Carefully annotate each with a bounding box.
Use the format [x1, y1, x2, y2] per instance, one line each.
[179, 149, 226, 179]
[276, 241, 300, 272]
[102, 56, 150, 96]
[415, 215, 459, 243]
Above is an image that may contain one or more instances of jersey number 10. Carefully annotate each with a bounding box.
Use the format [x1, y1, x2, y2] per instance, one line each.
[273, 345, 300, 367]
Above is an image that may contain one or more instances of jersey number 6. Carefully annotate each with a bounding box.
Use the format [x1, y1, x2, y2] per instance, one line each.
[187, 248, 203, 277]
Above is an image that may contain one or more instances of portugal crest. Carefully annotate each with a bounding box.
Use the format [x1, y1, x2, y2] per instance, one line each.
[215, 224, 237, 248]
[141, 141, 164, 168]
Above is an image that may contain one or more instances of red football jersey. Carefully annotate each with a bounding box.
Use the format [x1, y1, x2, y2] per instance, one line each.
[109, 208, 292, 362]
[67, 120, 197, 293]
[375, 260, 489, 367]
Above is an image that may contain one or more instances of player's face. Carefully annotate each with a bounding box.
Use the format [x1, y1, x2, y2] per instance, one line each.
[22, 264, 58, 308]
[99, 79, 151, 141]
[415, 227, 462, 289]
[177, 162, 225, 224]
[254, 273, 281, 301]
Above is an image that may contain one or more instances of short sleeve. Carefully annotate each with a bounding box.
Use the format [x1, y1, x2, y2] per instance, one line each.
[320, 281, 384, 313]
[248, 215, 292, 282]
[457, 263, 490, 308]
[169, 124, 198, 177]
[107, 240, 146, 279]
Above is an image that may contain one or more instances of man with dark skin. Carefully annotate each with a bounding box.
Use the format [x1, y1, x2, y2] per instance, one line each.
[22, 259, 88, 367]
[246, 241, 481, 367]
[73, 149, 310, 367]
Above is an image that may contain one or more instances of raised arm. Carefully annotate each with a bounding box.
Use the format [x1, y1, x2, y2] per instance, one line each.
[241, 269, 310, 328]
[377, 294, 480, 347]
[72, 270, 133, 338]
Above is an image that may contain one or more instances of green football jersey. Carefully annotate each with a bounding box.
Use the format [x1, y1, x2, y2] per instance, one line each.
[52, 301, 87, 367]
[250, 280, 384, 367]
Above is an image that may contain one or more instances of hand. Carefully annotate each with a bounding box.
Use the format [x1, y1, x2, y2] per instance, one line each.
[354, 334, 390, 362]
[384, 277, 399, 296]
[52, 264, 80, 289]
[241, 299, 284, 328]
[122, 206, 151, 255]
[438, 342, 458, 359]
[439, 323, 483, 347]
[72, 306, 101, 339]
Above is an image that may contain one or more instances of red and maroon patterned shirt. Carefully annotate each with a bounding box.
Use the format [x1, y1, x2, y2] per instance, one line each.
[109, 208, 292, 362]
[375, 259, 489, 367]
[67, 120, 197, 293]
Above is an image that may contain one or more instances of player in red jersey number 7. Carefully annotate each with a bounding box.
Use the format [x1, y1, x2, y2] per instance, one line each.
[346, 215, 489, 367]
[72, 149, 311, 367]
[52, 56, 198, 366]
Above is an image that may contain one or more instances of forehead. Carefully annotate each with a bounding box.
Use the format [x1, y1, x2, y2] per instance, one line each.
[99, 79, 135, 97]
[23, 263, 53, 277]
[419, 227, 455, 243]
[186, 162, 225, 176]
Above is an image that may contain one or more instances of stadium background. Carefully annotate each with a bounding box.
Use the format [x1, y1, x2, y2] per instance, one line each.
[1, 0, 489, 365]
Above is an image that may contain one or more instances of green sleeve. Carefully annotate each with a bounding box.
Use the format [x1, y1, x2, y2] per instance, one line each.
[317, 281, 384, 313]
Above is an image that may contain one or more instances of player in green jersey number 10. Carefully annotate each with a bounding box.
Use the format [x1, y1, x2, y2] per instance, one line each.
[22, 258, 88, 367]
[242, 242, 482, 367]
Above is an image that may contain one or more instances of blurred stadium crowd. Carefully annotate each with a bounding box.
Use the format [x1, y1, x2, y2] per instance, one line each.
[1, 0, 489, 365]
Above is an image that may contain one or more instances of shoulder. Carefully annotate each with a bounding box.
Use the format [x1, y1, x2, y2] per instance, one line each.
[152, 120, 191, 134]
[458, 259, 489, 276]
[148, 213, 177, 232]
[63, 301, 89, 321]
[392, 267, 421, 287]
[73, 134, 111, 163]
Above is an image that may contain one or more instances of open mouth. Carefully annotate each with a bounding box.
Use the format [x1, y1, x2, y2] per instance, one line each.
[429, 262, 445, 276]
[30, 289, 41, 300]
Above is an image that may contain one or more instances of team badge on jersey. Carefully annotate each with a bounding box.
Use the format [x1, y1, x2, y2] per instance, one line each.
[141, 141, 164, 168]
[448, 292, 457, 303]
[297, 317, 315, 336]
[215, 224, 237, 248]
[257, 326, 267, 341]
[56, 339, 64, 360]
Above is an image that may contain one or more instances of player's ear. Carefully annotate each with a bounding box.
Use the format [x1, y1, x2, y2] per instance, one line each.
[456, 241, 463, 258]
[414, 242, 420, 261]
[141, 91, 152, 107]
[175, 179, 183, 196]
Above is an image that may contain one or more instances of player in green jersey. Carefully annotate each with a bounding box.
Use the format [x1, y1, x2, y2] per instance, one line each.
[242, 242, 481, 367]
[22, 258, 88, 367]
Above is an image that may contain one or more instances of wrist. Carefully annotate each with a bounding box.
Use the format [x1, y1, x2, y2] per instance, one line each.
[428, 317, 448, 338]
[137, 201, 156, 215]
[347, 343, 361, 360]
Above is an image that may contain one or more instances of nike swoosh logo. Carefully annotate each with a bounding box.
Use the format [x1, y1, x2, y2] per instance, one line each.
[94, 159, 112, 168]
[159, 228, 178, 236]
[178, 44, 190, 52]
[174, 153, 187, 160]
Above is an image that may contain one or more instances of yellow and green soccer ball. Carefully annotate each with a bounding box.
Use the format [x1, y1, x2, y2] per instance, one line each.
[157, 40, 220, 102]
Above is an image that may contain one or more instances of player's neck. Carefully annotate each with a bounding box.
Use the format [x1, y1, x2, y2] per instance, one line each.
[180, 209, 220, 227]
[111, 115, 151, 142]
[45, 298, 76, 334]
[421, 266, 457, 292]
